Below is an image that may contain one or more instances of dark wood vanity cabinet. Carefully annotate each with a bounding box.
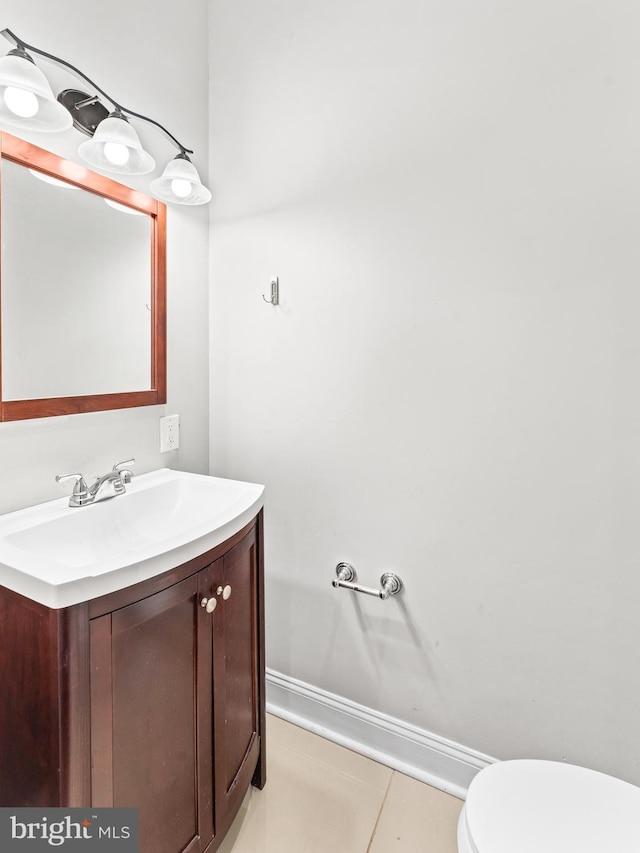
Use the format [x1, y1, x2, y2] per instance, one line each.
[0, 512, 265, 853]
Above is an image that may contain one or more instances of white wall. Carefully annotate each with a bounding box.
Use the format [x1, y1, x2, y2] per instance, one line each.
[0, 0, 210, 513]
[209, 0, 640, 784]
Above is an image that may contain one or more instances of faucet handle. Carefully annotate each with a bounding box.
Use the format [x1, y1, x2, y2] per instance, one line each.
[113, 458, 135, 484]
[56, 472, 87, 489]
[56, 472, 90, 506]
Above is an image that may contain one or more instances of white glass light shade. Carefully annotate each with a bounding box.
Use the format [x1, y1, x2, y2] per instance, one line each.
[78, 112, 155, 175]
[0, 50, 72, 132]
[150, 155, 211, 205]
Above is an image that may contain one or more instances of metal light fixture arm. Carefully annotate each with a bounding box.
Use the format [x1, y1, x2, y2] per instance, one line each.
[0, 27, 192, 154]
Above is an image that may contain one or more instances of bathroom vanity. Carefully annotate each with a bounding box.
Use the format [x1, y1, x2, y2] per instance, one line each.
[0, 469, 266, 853]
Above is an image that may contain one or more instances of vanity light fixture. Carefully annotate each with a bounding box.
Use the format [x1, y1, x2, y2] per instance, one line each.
[150, 152, 211, 205]
[0, 45, 71, 132]
[0, 28, 211, 205]
[78, 108, 156, 175]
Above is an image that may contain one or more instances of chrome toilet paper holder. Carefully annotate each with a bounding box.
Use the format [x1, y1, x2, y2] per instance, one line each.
[331, 562, 403, 600]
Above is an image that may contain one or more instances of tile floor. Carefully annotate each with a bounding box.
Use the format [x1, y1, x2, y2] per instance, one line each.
[218, 714, 463, 852]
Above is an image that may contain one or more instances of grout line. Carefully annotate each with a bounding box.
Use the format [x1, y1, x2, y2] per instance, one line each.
[365, 770, 395, 853]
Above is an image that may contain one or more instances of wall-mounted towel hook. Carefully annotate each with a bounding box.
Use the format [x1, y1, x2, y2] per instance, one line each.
[332, 562, 403, 600]
[262, 276, 279, 305]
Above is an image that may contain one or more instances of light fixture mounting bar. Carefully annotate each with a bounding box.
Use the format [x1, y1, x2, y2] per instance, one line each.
[0, 27, 193, 154]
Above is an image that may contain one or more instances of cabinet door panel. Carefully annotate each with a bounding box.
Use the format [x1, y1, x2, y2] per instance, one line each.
[91, 574, 203, 853]
[0, 591, 63, 806]
[221, 558, 256, 790]
[213, 527, 260, 828]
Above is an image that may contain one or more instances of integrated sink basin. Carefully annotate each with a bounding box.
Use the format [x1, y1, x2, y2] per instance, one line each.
[0, 468, 265, 608]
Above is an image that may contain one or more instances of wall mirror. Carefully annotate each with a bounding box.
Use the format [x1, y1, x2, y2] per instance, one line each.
[0, 131, 166, 421]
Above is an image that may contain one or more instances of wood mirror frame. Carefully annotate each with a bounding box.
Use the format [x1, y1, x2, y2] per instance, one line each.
[0, 131, 166, 421]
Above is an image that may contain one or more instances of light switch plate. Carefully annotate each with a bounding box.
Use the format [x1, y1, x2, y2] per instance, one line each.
[160, 414, 180, 452]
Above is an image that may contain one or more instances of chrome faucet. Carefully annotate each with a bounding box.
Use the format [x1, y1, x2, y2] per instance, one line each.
[56, 459, 135, 507]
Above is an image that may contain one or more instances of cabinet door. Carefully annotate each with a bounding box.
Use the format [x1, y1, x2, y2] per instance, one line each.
[90, 570, 216, 853]
[212, 526, 261, 837]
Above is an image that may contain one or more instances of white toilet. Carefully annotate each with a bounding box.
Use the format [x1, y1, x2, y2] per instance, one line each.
[458, 759, 640, 852]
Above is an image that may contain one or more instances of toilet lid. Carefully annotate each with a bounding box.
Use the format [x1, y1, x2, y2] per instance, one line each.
[463, 760, 640, 853]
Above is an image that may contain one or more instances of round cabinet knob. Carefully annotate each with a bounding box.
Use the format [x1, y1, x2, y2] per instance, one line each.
[217, 584, 232, 600]
[200, 597, 217, 613]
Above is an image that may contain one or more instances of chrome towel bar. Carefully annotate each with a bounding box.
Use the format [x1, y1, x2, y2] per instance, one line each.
[332, 562, 403, 599]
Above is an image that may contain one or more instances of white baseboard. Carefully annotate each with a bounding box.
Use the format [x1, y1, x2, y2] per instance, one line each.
[266, 668, 495, 800]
